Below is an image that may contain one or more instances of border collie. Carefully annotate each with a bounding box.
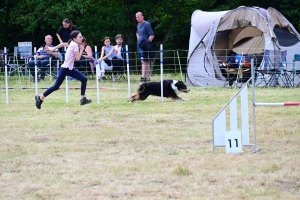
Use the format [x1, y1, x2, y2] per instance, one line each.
[129, 80, 190, 102]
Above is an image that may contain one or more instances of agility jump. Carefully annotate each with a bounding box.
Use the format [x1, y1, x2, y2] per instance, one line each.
[213, 59, 300, 154]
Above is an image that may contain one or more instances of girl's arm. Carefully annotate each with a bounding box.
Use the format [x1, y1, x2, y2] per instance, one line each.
[75, 45, 84, 61]
[103, 46, 115, 59]
[49, 43, 69, 52]
[98, 46, 105, 61]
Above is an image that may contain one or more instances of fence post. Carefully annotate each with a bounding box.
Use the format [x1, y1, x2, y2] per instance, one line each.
[34, 47, 38, 95]
[4, 47, 9, 104]
[160, 44, 164, 102]
[64, 47, 68, 103]
[126, 45, 131, 99]
[176, 50, 184, 81]
[94, 46, 100, 104]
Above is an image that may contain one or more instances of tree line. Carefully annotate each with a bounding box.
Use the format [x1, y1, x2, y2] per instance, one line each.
[1, 0, 299, 53]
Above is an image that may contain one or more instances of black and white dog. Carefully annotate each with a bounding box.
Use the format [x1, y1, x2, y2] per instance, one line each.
[129, 80, 190, 102]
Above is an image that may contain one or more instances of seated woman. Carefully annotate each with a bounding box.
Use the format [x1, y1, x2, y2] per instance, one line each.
[74, 37, 94, 74]
[97, 36, 115, 80]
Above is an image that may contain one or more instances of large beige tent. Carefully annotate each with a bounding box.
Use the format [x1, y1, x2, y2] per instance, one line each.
[187, 6, 300, 86]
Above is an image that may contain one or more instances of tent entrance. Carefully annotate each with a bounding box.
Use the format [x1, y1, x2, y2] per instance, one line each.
[214, 27, 264, 59]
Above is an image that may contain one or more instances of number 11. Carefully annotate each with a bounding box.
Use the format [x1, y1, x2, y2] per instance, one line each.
[228, 139, 238, 148]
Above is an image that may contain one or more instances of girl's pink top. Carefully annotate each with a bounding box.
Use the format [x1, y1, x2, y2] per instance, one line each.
[61, 41, 78, 70]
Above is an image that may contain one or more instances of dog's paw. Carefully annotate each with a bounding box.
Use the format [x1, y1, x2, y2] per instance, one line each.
[181, 98, 189, 101]
[128, 98, 135, 103]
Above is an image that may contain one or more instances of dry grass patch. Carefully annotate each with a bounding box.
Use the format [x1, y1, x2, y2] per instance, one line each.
[0, 75, 300, 199]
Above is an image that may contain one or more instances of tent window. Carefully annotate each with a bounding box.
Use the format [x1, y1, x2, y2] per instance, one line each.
[274, 27, 299, 47]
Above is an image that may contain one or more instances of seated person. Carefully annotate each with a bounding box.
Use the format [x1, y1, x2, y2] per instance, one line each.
[218, 51, 251, 68]
[97, 36, 116, 80]
[218, 50, 238, 68]
[111, 34, 126, 82]
[74, 36, 94, 74]
[28, 35, 58, 82]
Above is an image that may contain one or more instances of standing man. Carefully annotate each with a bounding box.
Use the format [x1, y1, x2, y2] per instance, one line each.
[136, 12, 154, 82]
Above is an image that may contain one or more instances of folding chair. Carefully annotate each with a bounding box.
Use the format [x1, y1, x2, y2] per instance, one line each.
[0, 49, 5, 76]
[221, 67, 250, 87]
[79, 61, 93, 80]
[8, 47, 27, 75]
[220, 53, 251, 87]
[287, 54, 300, 87]
[46, 52, 62, 81]
[256, 50, 289, 87]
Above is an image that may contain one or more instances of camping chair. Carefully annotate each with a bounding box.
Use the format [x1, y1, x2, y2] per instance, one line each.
[7, 47, 27, 78]
[79, 60, 93, 80]
[0, 49, 6, 76]
[287, 54, 300, 87]
[256, 50, 289, 87]
[222, 67, 251, 88]
[46, 51, 62, 81]
[102, 58, 126, 81]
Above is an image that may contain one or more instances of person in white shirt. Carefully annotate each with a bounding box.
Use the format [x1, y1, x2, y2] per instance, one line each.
[111, 34, 126, 82]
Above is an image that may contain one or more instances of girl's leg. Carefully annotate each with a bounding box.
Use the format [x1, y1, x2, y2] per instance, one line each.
[42, 68, 68, 99]
[100, 61, 106, 78]
[96, 61, 105, 79]
[69, 69, 88, 97]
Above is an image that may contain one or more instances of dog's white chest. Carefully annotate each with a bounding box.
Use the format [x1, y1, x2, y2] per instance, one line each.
[171, 81, 180, 94]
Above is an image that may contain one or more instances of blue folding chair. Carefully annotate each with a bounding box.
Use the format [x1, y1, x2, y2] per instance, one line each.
[287, 54, 300, 87]
[256, 50, 289, 87]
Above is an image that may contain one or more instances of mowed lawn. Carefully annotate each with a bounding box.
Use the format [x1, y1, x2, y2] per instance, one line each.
[0, 75, 300, 199]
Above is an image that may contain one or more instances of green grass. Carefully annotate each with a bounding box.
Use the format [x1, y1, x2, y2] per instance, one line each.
[0, 74, 300, 199]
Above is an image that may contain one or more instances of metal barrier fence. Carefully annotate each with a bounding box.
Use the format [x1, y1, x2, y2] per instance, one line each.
[0, 45, 188, 104]
[0, 47, 188, 80]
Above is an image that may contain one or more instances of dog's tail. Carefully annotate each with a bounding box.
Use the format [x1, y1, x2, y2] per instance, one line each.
[138, 85, 146, 94]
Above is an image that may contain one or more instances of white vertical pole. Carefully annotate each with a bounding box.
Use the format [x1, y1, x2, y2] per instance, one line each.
[160, 44, 164, 102]
[64, 47, 68, 103]
[251, 58, 259, 153]
[34, 47, 38, 95]
[241, 85, 249, 145]
[95, 46, 100, 104]
[65, 76, 69, 103]
[126, 45, 131, 99]
[176, 50, 184, 81]
[65, 77, 69, 103]
[4, 47, 9, 104]
[229, 97, 238, 131]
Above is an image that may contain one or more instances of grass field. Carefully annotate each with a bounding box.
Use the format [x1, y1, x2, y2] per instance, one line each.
[0, 74, 300, 199]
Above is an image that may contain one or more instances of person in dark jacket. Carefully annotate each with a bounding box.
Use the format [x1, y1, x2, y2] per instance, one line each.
[56, 18, 78, 43]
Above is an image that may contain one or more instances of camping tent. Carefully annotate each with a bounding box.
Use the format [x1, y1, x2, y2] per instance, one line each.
[187, 6, 300, 86]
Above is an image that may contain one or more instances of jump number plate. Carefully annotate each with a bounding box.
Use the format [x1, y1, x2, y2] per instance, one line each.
[225, 131, 242, 154]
